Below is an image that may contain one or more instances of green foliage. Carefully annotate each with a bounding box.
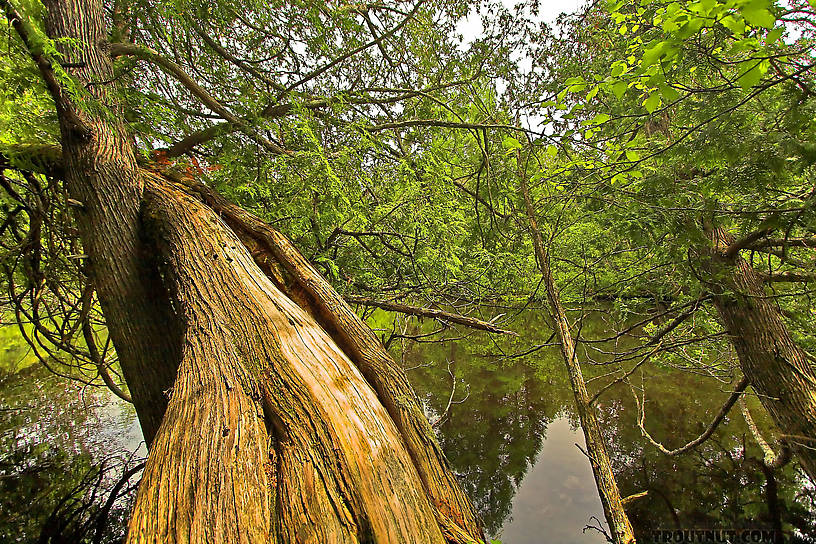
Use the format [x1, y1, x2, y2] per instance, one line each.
[0, 17, 58, 152]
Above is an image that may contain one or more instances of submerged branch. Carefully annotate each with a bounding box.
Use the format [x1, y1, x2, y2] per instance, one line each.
[634, 376, 749, 456]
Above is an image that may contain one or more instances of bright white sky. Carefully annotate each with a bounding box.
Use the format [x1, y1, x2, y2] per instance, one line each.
[455, 0, 586, 45]
[454, 0, 586, 135]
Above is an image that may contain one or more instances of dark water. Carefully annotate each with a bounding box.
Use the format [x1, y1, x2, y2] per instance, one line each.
[0, 362, 144, 542]
[1, 309, 813, 542]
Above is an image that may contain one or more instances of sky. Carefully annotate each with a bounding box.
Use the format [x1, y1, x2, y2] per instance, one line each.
[455, 0, 586, 45]
[453, 0, 587, 135]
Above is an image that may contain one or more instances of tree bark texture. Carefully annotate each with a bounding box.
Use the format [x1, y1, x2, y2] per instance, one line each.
[42, 0, 182, 444]
[704, 226, 816, 482]
[128, 178, 448, 543]
[171, 173, 484, 542]
[36, 1, 485, 541]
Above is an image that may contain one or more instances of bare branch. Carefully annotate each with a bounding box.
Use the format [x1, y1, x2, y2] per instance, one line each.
[343, 295, 517, 335]
[634, 376, 749, 456]
[108, 42, 290, 155]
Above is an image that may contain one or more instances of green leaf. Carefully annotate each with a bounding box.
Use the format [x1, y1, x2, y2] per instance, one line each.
[659, 84, 681, 102]
[742, 1, 776, 29]
[743, 8, 775, 28]
[502, 136, 522, 150]
[721, 15, 747, 35]
[611, 80, 628, 99]
[643, 92, 661, 113]
[661, 19, 680, 32]
[766, 27, 783, 43]
[565, 76, 587, 93]
[737, 60, 766, 89]
[610, 60, 628, 77]
[590, 113, 610, 125]
[642, 41, 666, 67]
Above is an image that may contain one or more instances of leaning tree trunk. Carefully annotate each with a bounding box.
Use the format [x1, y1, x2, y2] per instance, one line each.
[702, 226, 816, 482]
[518, 172, 636, 544]
[170, 173, 483, 542]
[128, 177, 448, 543]
[32, 0, 485, 541]
[40, 0, 182, 444]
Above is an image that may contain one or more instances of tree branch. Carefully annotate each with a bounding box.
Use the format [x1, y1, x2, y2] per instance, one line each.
[724, 228, 774, 259]
[760, 271, 816, 283]
[634, 376, 749, 456]
[108, 42, 290, 155]
[1, 0, 91, 138]
[749, 236, 816, 250]
[343, 295, 517, 335]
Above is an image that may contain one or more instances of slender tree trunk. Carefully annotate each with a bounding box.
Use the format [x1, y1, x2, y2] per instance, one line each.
[703, 226, 816, 482]
[34, 1, 485, 542]
[519, 174, 636, 544]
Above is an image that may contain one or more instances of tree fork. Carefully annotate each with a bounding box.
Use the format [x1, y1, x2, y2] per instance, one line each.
[132, 176, 452, 543]
[160, 170, 485, 543]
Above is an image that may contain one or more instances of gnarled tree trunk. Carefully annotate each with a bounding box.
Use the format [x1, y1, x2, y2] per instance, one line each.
[31, 0, 484, 542]
[129, 177, 448, 543]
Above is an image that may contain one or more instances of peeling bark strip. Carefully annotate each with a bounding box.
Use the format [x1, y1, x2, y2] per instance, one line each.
[703, 227, 816, 482]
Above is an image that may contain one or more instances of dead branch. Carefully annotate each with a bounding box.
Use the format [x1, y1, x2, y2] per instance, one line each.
[633, 376, 749, 456]
[343, 295, 517, 335]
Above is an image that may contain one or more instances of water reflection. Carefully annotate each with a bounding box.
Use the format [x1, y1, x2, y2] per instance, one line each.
[500, 417, 607, 543]
[2, 309, 814, 542]
[0, 363, 141, 543]
[400, 310, 815, 543]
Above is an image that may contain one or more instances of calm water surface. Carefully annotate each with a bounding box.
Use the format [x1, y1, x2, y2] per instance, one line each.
[1, 309, 811, 542]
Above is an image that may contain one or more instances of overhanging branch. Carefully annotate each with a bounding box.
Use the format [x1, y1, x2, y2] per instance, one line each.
[343, 295, 517, 335]
[633, 376, 749, 456]
[108, 42, 290, 156]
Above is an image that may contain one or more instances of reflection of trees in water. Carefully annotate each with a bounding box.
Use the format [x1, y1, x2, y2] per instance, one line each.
[0, 365, 141, 543]
[405, 326, 576, 535]
[594, 370, 816, 542]
[5, 311, 815, 541]
[401, 311, 815, 540]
